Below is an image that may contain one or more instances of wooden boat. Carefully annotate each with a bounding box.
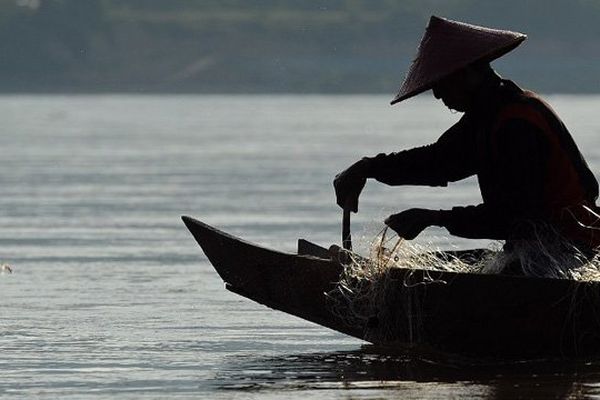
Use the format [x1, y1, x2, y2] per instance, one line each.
[182, 215, 600, 359]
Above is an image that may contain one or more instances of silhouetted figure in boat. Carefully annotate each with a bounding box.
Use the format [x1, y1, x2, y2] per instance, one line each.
[334, 16, 600, 264]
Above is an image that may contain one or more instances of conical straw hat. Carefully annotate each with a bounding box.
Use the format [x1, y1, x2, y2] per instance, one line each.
[391, 16, 526, 105]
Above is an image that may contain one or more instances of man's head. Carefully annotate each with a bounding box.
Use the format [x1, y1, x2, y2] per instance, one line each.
[432, 63, 496, 112]
[390, 16, 526, 105]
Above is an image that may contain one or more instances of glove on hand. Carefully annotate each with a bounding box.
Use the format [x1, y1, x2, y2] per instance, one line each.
[333, 159, 369, 212]
[385, 208, 441, 240]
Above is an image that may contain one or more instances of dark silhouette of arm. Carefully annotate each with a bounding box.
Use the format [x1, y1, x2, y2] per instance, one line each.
[364, 115, 478, 186]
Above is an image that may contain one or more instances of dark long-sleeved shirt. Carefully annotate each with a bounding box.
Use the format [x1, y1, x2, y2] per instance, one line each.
[366, 79, 599, 244]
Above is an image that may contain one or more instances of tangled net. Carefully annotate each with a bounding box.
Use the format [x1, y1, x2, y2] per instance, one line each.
[326, 225, 600, 342]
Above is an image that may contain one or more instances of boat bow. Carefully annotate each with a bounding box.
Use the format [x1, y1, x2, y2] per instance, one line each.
[182, 216, 363, 339]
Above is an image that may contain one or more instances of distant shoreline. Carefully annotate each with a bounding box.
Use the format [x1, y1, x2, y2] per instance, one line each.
[4, 2, 600, 99]
[1, 89, 600, 96]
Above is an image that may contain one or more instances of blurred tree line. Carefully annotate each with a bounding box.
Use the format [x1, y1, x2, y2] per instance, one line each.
[0, 0, 599, 93]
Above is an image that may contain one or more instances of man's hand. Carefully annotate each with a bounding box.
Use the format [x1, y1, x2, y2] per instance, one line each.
[384, 208, 441, 240]
[333, 159, 368, 212]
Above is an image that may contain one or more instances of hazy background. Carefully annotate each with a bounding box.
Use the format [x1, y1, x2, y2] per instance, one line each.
[5, 3, 600, 398]
[2, 0, 600, 95]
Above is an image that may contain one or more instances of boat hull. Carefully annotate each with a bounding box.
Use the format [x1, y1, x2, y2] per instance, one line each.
[182, 216, 600, 359]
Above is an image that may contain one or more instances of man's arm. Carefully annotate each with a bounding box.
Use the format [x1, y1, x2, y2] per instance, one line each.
[364, 115, 478, 187]
[386, 118, 550, 240]
[334, 114, 478, 212]
[385, 205, 510, 240]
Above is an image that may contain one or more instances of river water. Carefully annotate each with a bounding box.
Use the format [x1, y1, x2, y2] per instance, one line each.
[2, 94, 600, 398]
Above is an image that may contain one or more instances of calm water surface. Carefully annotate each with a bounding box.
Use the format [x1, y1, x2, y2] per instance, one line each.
[2, 94, 600, 398]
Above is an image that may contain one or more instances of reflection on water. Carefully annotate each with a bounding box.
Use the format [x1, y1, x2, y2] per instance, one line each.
[215, 345, 600, 399]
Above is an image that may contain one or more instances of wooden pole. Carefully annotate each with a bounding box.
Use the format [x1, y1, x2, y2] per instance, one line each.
[342, 207, 352, 251]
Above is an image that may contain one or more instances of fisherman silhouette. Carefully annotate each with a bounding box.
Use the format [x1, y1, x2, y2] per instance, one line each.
[334, 16, 600, 261]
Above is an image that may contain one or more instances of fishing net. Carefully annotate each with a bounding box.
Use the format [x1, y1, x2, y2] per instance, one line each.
[478, 221, 600, 280]
[326, 224, 600, 343]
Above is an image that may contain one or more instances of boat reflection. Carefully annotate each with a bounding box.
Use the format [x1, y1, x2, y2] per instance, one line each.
[214, 345, 600, 398]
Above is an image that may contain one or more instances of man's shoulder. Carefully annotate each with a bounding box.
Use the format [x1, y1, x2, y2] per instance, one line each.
[500, 80, 552, 111]
[492, 81, 567, 137]
[497, 80, 558, 119]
